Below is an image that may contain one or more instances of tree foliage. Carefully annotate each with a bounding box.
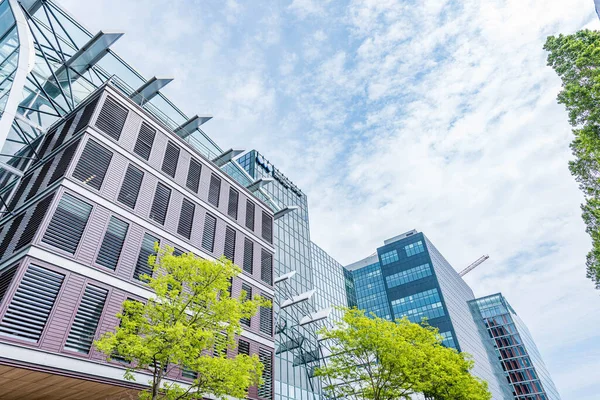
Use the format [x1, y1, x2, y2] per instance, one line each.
[314, 308, 491, 400]
[95, 245, 270, 400]
[544, 29, 600, 288]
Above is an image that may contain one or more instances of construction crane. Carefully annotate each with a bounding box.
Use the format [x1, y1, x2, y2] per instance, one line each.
[459, 255, 489, 277]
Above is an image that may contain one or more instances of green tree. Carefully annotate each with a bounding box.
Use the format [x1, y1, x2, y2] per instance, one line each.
[95, 245, 270, 400]
[314, 308, 491, 400]
[544, 30, 600, 288]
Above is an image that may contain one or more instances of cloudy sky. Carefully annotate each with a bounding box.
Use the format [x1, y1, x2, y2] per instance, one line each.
[59, 0, 599, 398]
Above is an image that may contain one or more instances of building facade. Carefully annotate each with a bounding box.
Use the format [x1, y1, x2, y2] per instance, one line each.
[470, 294, 561, 400]
[345, 230, 511, 400]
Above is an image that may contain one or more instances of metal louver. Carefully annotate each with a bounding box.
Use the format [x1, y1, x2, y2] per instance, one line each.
[73, 95, 101, 134]
[182, 367, 197, 380]
[96, 216, 129, 270]
[7, 173, 32, 211]
[186, 159, 201, 193]
[202, 214, 217, 252]
[0, 265, 18, 305]
[95, 97, 128, 141]
[161, 141, 180, 178]
[262, 212, 273, 244]
[34, 129, 56, 165]
[260, 296, 273, 336]
[15, 194, 55, 251]
[42, 193, 92, 254]
[133, 122, 156, 160]
[243, 238, 253, 274]
[65, 284, 108, 353]
[245, 200, 255, 230]
[240, 283, 252, 327]
[51, 115, 76, 151]
[213, 333, 227, 357]
[134, 233, 159, 281]
[227, 188, 239, 219]
[72, 140, 113, 190]
[261, 249, 273, 286]
[224, 226, 236, 261]
[48, 138, 81, 185]
[0, 265, 64, 342]
[117, 164, 144, 209]
[0, 214, 24, 257]
[238, 339, 250, 356]
[208, 174, 221, 207]
[25, 161, 52, 202]
[149, 182, 171, 225]
[258, 349, 273, 399]
[177, 198, 195, 239]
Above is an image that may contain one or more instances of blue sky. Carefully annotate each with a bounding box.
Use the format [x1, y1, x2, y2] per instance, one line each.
[60, 0, 600, 398]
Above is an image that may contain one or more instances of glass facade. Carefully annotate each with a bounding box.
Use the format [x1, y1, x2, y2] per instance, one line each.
[390, 288, 445, 323]
[470, 294, 561, 400]
[385, 262, 432, 288]
[349, 262, 392, 320]
[0, 0, 18, 117]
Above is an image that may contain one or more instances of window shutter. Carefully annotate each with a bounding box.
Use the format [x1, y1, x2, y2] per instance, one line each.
[227, 188, 239, 219]
[0, 214, 24, 257]
[134, 233, 159, 280]
[94, 97, 128, 141]
[15, 193, 55, 251]
[161, 141, 180, 178]
[34, 129, 56, 165]
[186, 159, 202, 193]
[224, 226, 236, 261]
[245, 201, 255, 230]
[261, 212, 273, 243]
[260, 296, 273, 336]
[42, 193, 92, 254]
[149, 183, 171, 225]
[213, 333, 227, 357]
[51, 115, 75, 151]
[202, 214, 217, 252]
[96, 216, 129, 270]
[73, 95, 101, 134]
[0, 265, 18, 305]
[117, 164, 144, 209]
[238, 339, 250, 356]
[72, 140, 113, 190]
[49, 138, 81, 185]
[65, 284, 108, 353]
[0, 265, 64, 341]
[243, 238, 253, 274]
[240, 283, 252, 327]
[208, 174, 221, 207]
[182, 367, 197, 380]
[261, 249, 273, 285]
[25, 160, 52, 202]
[177, 198, 195, 239]
[258, 349, 273, 399]
[7, 173, 32, 211]
[133, 122, 156, 160]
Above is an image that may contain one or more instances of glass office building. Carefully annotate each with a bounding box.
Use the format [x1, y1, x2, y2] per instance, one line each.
[345, 230, 511, 400]
[470, 294, 561, 400]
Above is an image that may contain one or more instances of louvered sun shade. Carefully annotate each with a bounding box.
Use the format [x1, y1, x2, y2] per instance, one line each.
[240, 283, 252, 327]
[96, 216, 129, 270]
[243, 238, 254, 274]
[238, 339, 250, 356]
[7, 173, 32, 211]
[260, 296, 273, 336]
[134, 233, 159, 281]
[73, 94, 101, 134]
[0, 265, 64, 342]
[42, 193, 92, 254]
[245, 200, 255, 231]
[72, 139, 113, 190]
[48, 138, 81, 185]
[202, 214, 217, 252]
[227, 188, 239, 220]
[0, 214, 24, 257]
[51, 114, 75, 151]
[149, 183, 171, 225]
[258, 349, 273, 400]
[94, 97, 128, 141]
[15, 193, 55, 251]
[161, 141, 180, 178]
[133, 122, 156, 160]
[262, 211, 273, 244]
[224, 226, 236, 262]
[0, 265, 18, 305]
[177, 198, 195, 239]
[186, 158, 202, 193]
[117, 164, 144, 209]
[261, 249, 273, 286]
[65, 284, 108, 353]
[25, 160, 52, 202]
[208, 174, 221, 207]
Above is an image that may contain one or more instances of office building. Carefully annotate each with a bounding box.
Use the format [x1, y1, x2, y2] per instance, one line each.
[345, 230, 511, 400]
[470, 294, 561, 400]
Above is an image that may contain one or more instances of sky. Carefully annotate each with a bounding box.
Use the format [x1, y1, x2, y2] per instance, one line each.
[58, 0, 600, 398]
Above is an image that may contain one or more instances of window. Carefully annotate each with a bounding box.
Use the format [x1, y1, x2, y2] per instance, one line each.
[385, 263, 432, 288]
[178, 198, 195, 239]
[202, 214, 217, 252]
[65, 284, 108, 353]
[380, 249, 399, 265]
[390, 288, 445, 323]
[243, 238, 253, 274]
[227, 188, 239, 219]
[133, 122, 156, 160]
[261, 212, 272, 243]
[182, 367, 197, 380]
[117, 164, 144, 209]
[0, 214, 24, 257]
[95, 97, 128, 141]
[25, 161, 52, 202]
[224, 226, 236, 261]
[134, 233, 159, 281]
[72, 139, 113, 190]
[440, 331, 457, 349]
[213, 333, 227, 357]
[261, 249, 273, 285]
[260, 296, 273, 336]
[404, 240, 425, 257]
[96, 216, 129, 270]
[0, 265, 64, 341]
[42, 193, 92, 254]
[15, 193, 55, 251]
[73, 95, 100, 134]
[186, 159, 202, 193]
[48, 138, 81, 185]
[208, 174, 221, 207]
[0, 265, 18, 305]
[257, 349, 273, 400]
[149, 183, 171, 225]
[240, 283, 252, 327]
[161, 141, 180, 178]
[245, 200, 255, 230]
[238, 339, 250, 356]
